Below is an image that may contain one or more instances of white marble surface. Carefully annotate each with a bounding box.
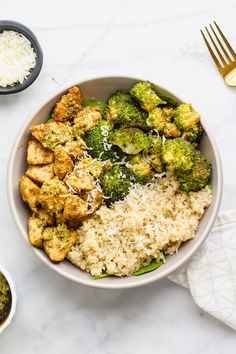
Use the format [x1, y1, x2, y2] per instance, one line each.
[1, 0, 236, 352]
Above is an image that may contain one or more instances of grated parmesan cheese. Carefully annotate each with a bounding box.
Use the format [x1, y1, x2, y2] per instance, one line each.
[0, 30, 36, 87]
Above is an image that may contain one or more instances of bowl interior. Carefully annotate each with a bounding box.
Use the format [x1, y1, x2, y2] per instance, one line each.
[0, 20, 43, 95]
[8, 76, 222, 288]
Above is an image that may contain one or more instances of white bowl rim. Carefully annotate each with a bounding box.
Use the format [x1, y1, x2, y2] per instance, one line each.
[7, 75, 223, 289]
[0, 264, 17, 334]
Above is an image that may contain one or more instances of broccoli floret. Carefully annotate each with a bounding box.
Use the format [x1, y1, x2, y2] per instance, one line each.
[177, 150, 211, 192]
[143, 135, 164, 173]
[162, 138, 194, 173]
[162, 107, 175, 122]
[153, 87, 179, 107]
[147, 135, 163, 154]
[181, 123, 203, 142]
[146, 107, 181, 138]
[84, 120, 124, 162]
[111, 127, 150, 155]
[129, 154, 154, 183]
[100, 165, 134, 205]
[162, 138, 211, 191]
[174, 103, 200, 131]
[130, 81, 166, 112]
[146, 107, 166, 132]
[163, 122, 181, 138]
[106, 91, 147, 128]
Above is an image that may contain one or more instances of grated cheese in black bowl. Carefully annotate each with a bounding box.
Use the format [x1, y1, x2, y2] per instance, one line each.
[0, 30, 36, 87]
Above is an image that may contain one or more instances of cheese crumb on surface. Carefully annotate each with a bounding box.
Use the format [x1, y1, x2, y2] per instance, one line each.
[0, 30, 36, 87]
[67, 175, 212, 277]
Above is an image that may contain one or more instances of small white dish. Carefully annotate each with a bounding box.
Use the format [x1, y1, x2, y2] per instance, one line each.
[0, 264, 17, 334]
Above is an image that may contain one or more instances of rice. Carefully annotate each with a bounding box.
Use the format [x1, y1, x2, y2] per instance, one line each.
[67, 175, 212, 277]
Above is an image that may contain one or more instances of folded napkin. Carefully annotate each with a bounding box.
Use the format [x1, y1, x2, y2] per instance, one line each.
[168, 210, 236, 330]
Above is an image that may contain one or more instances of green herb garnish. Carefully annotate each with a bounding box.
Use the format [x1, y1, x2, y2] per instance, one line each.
[92, 273, 110, 280]
[133, 253, 166, 276]
[82, 98, 106, 116]
[46, 106, 55, 123]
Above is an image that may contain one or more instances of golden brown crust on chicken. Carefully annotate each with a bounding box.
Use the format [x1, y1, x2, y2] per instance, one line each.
[61, 141, 84, 160]
[54, 211, 65, 226]
[63, 195, 88, 227]
[63, 157, 104, 192]
[74, 107, 102, 134]
[81, 188, 104, 214]
[28, 217, 44, 247]
[39, 178, 69, 215]
[75, 158, 103, 178]
[20, 176, 40, 212]
[21, 86, 113, 264]
[30, 122, 74, 150]
[54, 145, 74, 179]
[53, 86, 82, 122]
[64, 171, 94, 192]
[43, 224, 77, 262]
[33, 209, 55, 226]
[26, 163, 54, 184]
[27, 140, 54, 165]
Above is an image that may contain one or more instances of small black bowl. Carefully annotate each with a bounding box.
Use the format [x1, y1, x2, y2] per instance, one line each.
[0, 20, 43, 95]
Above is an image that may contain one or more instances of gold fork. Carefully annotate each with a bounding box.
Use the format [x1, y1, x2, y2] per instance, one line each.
[201, 21, 236, 86]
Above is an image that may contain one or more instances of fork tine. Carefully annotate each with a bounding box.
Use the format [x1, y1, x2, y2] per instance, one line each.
[210, 24, 232, 63]
[205, 26, 227, 66]
[200, 29, 222, 72]
[214, 21, 236, 59]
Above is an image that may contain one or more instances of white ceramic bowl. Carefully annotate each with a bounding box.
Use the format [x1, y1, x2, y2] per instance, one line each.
[7, 76, 223, 289]
[0, 264, 17, 334]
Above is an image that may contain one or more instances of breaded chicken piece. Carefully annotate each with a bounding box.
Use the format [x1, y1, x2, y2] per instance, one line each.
[39, 178, 69, 215]
[43, 224, 77, 262]
[75, 138, 88, 151]
[75, 158, 103, 179]
[55, 212, 64, 225]
[64, 170, 94, 192]
[33, 209, 55, 226]
[53, 86, 82, 122]
[26, 163, 54, 184]
[54, 145, 74, 179]
[28, 217, 44, 248]
[73, 107, 102, 134]
[20, 176, 40, 212]
[63, 195, 88, 227]
[54, 211, 65, 226]
[81, 188, 104, 214]
[63, 158, 103, 192]
[27, 140, 54, 165]
[30, 121, 74, 150]
[62, 141, 84, 160]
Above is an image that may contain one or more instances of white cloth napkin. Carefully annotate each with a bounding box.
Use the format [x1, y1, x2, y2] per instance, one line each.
[168, 210, 236, 330]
